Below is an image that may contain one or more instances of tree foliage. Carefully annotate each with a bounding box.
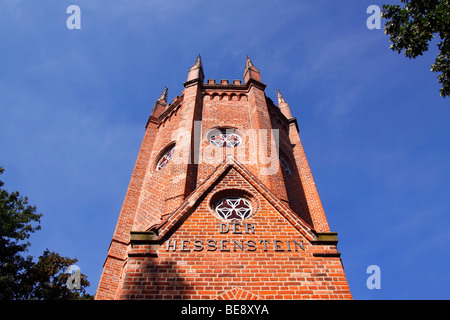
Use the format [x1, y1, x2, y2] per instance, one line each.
[0, 167, 93, 299]
[26, 249, 92, 300]
[382, 0, 450, 97]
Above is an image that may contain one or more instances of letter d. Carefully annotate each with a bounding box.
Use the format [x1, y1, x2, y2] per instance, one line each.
[219, 223, 229, 234]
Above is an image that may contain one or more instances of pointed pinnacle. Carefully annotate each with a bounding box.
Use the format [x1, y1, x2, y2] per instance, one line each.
[194, 54, 202, 67]
[276, 89, 286, 105]
[245, 56, 254, 69]
[158, 86, 168, 103]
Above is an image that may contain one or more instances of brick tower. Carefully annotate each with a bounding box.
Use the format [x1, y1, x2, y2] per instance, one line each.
[95, 56, 352, 300]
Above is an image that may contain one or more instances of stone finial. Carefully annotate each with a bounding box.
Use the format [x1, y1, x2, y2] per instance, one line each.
[276, 89, 286, 105]
[186, 54, 205, 83]
[245, 56, 254, 69]
[158, 87, 168, 103]
[276, 89, 293, 119]
[243, 56, 261, 83]
[193, 54, 202, 68]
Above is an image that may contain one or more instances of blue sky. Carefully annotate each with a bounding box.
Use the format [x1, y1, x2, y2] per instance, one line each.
[0, 1, 449, 299]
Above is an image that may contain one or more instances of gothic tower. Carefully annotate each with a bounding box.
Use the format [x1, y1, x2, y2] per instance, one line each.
[95, 56, 352, 300]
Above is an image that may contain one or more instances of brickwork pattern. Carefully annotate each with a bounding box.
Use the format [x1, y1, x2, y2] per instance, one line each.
[119, 167, 351, 300]
[95, 57, 351, 300]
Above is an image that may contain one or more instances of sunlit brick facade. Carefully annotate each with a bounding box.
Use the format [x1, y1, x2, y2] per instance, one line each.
[95, 56, 352, 300]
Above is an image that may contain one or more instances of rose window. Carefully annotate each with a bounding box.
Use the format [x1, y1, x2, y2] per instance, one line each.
[215, 197, 252, 221]
[156, 146, 175, 171]
[209, 131, 242, 148]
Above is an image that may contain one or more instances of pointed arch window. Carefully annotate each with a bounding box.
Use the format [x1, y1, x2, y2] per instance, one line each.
[156, 146, 175, 171]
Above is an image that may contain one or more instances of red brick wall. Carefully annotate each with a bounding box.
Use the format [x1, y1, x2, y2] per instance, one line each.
[96, 60, 351, 300]
[287, 122, 330, 232]
[134, 99, 189, 230]
[119, 168, 351, 300]
[95, 120, 158, 300]
[198, 87, 251, 182]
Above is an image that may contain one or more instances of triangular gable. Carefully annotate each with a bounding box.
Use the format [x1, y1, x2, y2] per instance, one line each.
[139, 155, 318, 244]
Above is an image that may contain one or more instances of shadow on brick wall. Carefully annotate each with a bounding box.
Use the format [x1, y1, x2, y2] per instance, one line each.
[120, 257, 197, 300]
